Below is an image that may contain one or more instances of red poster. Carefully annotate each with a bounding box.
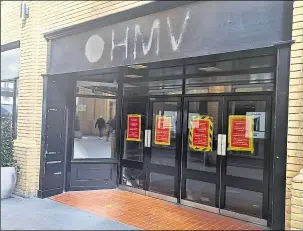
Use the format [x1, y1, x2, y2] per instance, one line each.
[192, 119, 210, 148]
[228, 115, 254, 152]
[154, 115, 171, 146]
[126, 114, 141, 141]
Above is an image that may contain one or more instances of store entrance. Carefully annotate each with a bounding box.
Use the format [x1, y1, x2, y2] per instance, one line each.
[120, 93, 271, 225]
[120, 96, 182, 202]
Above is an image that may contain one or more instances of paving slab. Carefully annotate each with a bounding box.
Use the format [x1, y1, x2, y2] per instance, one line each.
[1, 195, 139, 230]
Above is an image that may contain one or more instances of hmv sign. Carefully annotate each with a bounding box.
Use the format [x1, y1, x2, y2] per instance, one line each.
[49, 1, 287, 74]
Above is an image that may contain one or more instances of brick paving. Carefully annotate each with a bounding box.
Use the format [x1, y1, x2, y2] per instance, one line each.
[51, 189, 264, 230]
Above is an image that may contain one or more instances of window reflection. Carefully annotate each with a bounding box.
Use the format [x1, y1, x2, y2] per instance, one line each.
[77, 80, 118, 96]
[186, 73, 274, 94]
[124, 79, 182, 96]
[1, 47, 20, 138]
[225, 187, 263, 218]
[73, 96, 116, 159]
[1, 48, 20, 81]
[149, 172, 174, 196]
[186, 179, 216, 206]
[186, 56, 274, 74]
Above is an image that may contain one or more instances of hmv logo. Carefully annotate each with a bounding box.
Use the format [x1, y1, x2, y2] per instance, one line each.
[85, 10, 190, 63]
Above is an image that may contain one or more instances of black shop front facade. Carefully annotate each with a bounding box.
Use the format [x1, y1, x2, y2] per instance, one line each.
[38, 1, 293, 229]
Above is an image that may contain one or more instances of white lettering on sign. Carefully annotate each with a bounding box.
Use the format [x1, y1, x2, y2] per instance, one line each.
[133, 18, 160, 60]
[111, 26, 129, 61]
[167, 10, 190, 52]
[85, 10, 191, 63]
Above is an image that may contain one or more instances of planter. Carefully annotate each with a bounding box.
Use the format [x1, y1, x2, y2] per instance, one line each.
[1, 167, 17, 199]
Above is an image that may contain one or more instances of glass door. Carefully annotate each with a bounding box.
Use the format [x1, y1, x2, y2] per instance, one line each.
[181, 96, 223, 212]
[181, 94, 271, 225]
[220, 94, 272, 224]
[120, 97, 148, 190]
[145, 97, 182, 201]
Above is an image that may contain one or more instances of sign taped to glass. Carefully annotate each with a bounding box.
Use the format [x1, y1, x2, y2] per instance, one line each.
[228, 115, 254, 153]
[246, 112, 266, 139]
[189, 115, 213, 152]
[154, 115, 171, 146]
[126, 114, 141, 141]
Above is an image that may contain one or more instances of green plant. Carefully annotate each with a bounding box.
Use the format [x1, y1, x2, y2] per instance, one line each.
[1, 115, 17, 168]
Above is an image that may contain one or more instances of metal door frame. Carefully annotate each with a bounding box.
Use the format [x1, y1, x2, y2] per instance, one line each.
[119, 96, 148, 189]
[180, 96, 224, 214]
[120, 96, 182, 203]
[180, 93, 272, 227]
[145, 96, 182, 201]
[219, 94, 272, 226]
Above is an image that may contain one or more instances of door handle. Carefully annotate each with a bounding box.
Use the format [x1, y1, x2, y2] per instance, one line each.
[144, 130, 148, 147]
[144, 130, 151, 147]
[217, 134, 226, 156]
[217, 134, 222, 155]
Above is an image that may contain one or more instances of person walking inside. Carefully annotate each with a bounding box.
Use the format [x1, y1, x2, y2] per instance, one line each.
[95, 116, 106, 139]
[106, 116, 116, 141]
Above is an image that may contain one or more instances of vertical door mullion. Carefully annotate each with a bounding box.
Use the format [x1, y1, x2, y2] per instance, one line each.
[219, 96, 228, 210]
[144, 97, 152, 192]
[175, 97, 182, 200]
[181, 98, 189, 201]
[262, 95, 272, 220]
[215, 97, 225, 210]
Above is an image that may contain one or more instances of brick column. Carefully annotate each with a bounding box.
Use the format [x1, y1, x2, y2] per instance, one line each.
[286, 1, 303, 229]
[290, 169, 303, 230]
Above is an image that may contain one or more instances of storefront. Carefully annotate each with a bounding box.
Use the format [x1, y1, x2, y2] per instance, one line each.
[38, 1, 293, 229]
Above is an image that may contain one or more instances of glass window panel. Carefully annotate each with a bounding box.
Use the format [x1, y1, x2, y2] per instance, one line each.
[226, 100, 267, 181]
[1, 47, 20, 139]
[1, 48, 20, 81]
[186, 56, 274, 74]
[187, 101, 219, 173]
[73, 96, 117, 159]
[122, 101, 146, 162]
[186, 73, 274, 94]
[124, 79, 182, 96]
[77, 80, 118, 96]
[225, 187, 263, 218]
[148, 66, 183, 78]
[151, 102, 178, 167]
[149, 172, 174, 196]
[186, 179, 216, 206]
[1, 80, 18, 138]
[122, 167, 144, 189]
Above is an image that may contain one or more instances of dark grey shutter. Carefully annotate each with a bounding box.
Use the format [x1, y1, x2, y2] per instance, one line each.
[38, 76, 68, 198]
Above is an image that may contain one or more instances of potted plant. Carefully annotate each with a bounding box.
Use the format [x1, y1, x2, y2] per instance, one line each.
[1, 115, 18, 199]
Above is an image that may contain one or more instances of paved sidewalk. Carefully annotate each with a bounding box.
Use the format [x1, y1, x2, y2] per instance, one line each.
[1, 195, 138, 230]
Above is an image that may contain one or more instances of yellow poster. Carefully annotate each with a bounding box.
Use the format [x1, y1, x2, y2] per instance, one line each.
[227, 115, 254, 153]
[188, 115, 213, 152]
[154, 115, 171, 146]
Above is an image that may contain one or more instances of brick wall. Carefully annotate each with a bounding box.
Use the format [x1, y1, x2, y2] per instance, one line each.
[286, 0, 303, 229]
[290, 169, 303, 230]
[1, 1, 149, 197]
